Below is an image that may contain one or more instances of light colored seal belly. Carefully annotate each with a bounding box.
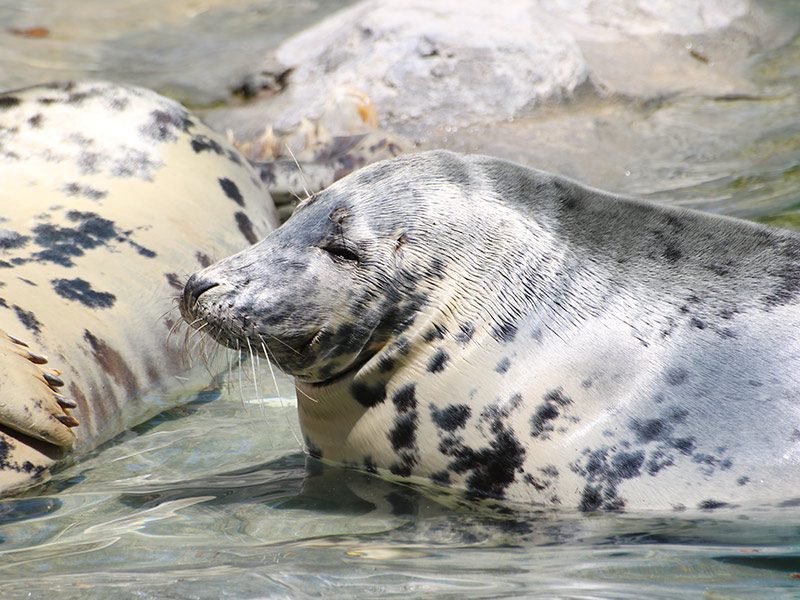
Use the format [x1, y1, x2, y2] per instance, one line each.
[0, 81, 278, 494]
[182, 149, 800, 512]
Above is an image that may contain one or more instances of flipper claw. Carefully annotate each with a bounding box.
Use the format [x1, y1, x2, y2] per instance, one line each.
[0, 330, 77, 450]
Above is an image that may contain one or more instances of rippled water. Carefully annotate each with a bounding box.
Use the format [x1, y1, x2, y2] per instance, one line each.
[4, 375, 800, 599]
[1, 1, 800, 598]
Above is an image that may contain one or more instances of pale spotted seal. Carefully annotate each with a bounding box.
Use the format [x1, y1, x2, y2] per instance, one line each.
[182, 150, 800, 512]
[0, 81, 279, 495]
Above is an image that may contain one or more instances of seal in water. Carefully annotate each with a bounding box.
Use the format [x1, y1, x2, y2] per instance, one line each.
[0, 81, 279, 495]
[182, 150, 800, 512]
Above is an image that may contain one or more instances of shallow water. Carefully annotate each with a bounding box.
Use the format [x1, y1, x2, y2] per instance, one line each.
[1, 1, 800, 598]
[4, 377, 800, 599]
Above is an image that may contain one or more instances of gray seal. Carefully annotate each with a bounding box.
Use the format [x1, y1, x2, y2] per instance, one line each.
[0, 81, 278, 494]
[182, 150, 800, 512]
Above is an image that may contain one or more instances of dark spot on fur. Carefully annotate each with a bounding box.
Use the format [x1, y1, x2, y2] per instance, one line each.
[530, 402, 560, 439]
[632, 418, 669, 443]
[392, 383, 416, 413]
[689, 317, 706, 329]
[195, 252, 212, 268]
[30, 211, 118, 267]
[377, 355, 395, 373]
[393, 337, 411, 356]
[455, 321, 475, 344]
[579, 485, 604, 512]
[389, 410, 418, 450]
[572, 446, 644, 512]
[62, 182, 107, 201]
[12, 305, 41, 334]
[663, 242, 682, 263]
[165, 272, 183, 291]
[0, 230, 29, 250]
[422, 324, 447, 343]
[612, 450, 645, 479]
[127, 240, 156, 258]
[430, 470, 451, 485]
[427, 258, 446, 280]
[0, 97, 21, 109]
[83, 330, 138, 395]
[491, 320, 517, 343]
[777, 497, 800, 508]
[52, 278, 115, 308]
[351, 380, 387, 407]
[665, 367, 688, 386]
[698, 499, 731, 510]
[427, 349, 449, 373]
[389, 462, 413, 477]
[219, 177, 245, 207]
[530, 388, 572, 439]
[495, 357, 511, 374]
[430, 404, 471, 432]
[190, 135, 225, 156]
[141, 108, 191, 142]
[540, 465, 559, 478]
[234, 212, 258, 244]
[764, 239, 800, 307]
[670, 437, 696, 455]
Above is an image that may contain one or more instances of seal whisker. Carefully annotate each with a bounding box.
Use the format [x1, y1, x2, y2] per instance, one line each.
[258, 330, 301, 355]
[187, 323, 210, 361]
[236, 340, 246, 409]
[295, 386, 320, 405]
[182, 322, 195, 369]
[226, 345, 234, 395]
[245, 337, 265, 419]
[259, 335, 304, 449]
[166, 317, 185, 348]
[284, 143, 312, 201]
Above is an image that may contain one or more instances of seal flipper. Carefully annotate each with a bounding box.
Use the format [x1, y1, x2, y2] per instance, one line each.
[0, 331, 77, 450]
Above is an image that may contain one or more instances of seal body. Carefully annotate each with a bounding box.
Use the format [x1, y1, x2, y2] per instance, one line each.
[0, 81, 278, 494]
[183, 150, 800, 511]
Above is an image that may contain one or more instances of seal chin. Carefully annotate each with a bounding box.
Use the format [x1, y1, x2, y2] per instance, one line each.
[293, 337, 380, 387]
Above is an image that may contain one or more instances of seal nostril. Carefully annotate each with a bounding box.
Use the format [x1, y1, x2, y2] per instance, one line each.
[183, 273, 220, 310]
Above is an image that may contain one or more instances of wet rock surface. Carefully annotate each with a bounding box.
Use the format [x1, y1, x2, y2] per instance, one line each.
[209, 0, 789, 142]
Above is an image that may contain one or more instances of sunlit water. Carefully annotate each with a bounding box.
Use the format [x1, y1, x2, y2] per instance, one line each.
[1, 1, 800, 598]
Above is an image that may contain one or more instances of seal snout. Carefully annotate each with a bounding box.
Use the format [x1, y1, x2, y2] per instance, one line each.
[181, 273, 219, 314]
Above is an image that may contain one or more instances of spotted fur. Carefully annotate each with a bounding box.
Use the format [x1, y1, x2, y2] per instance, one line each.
[0, 81, 279, 494]
[183, 150, 800, 512]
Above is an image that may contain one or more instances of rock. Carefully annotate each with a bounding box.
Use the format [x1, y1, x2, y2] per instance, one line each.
[213, 0, 788, 143]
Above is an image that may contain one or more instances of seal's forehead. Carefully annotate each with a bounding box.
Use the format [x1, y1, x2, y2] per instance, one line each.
[284, 150, 479, 240]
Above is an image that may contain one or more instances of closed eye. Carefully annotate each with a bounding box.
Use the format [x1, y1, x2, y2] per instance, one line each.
[322, 243, 359, 263]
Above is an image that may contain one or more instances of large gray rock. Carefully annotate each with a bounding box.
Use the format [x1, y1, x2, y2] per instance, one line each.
[211, 0, 786, 141]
